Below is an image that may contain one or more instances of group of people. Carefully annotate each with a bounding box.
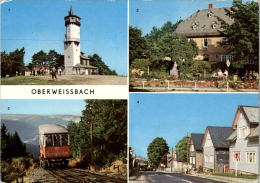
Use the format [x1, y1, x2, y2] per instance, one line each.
[243, 70, 259, 81]
[211, 69, 229, 80]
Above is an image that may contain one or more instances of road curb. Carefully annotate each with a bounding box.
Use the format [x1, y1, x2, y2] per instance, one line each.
[188, 173, 258, 183]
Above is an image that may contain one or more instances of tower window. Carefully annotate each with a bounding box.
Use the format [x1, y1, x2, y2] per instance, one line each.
[68, 56, 70, 58]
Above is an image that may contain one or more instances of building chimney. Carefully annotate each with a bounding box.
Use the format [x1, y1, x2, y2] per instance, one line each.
[209, 4, 214, 9]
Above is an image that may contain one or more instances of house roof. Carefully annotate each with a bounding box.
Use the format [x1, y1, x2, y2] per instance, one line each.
[247, 126, 259, 139]
[206, 126, 233, 148]
[226, 129, 237, 141]
[190, 133, 204, 151]
[80, 55, 90, 60]
[74, 64, 97, 69]
[174, 6, 233, 37]
[241, 106, 259, 124]
[232, 106, 259, 128]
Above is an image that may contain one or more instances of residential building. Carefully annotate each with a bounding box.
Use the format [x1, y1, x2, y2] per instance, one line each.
[189, 133, 204, 169]
[165, 150, 188, 172]
[227, 106, 259, 175]
[202, 126, 233, 173]
[174, 4, 233, 62]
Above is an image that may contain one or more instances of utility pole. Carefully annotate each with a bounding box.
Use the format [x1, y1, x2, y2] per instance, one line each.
[171, 146, 173, 173]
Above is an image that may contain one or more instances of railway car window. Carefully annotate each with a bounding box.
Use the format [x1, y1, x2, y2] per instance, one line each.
[61, 134, 69, 146]
[45, 135, 53, 147]
[53, 135, 61, 146]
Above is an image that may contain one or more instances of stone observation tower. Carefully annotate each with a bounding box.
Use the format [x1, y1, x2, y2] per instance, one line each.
[64, 7, 81, 74]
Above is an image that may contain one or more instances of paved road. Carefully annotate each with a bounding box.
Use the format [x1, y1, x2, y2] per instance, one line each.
[130, 171, 225, 183]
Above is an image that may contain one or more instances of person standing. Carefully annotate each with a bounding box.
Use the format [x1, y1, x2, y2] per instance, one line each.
[51, 67, 57, 81]
[58, 68, 62, 76]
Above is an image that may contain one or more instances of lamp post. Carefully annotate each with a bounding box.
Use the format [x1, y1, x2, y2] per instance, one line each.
[226, 60, 231, 91]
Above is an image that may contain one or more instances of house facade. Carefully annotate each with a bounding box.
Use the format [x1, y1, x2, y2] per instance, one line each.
[202, 126, 233, 173]
[227, 106, 259, 175]
[189, 133, 204, 169]
[174, 4, 233, 62]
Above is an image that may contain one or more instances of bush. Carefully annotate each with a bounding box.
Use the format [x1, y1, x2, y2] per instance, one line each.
[197, 166, 203, 173]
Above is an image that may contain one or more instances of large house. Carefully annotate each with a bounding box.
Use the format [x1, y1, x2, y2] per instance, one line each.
[202, 126, 233, 173]
[174, 4, 233, 62]
[227, 106, 259, 175]
[189, 133, 204, 169]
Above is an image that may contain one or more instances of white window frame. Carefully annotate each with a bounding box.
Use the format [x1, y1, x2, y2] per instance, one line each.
[190, 145, 194, 151]
[220, 55, 233, 62]
[246, 152, 256, 164]
[238, 126, 248, 139]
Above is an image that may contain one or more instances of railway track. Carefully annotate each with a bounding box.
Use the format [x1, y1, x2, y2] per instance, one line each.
[45, 168, 126, 183]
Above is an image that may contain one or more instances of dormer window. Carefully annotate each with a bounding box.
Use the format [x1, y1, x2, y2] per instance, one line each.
[212, 22, 217, 29]
[238, 126, 249, 139]
[207, 11, 213, 17]
[192, 22, 199, 30]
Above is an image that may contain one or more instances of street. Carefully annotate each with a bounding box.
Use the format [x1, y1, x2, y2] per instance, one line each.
[130, 171, 225, 183]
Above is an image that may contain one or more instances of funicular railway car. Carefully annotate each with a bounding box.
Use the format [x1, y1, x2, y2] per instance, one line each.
[39, 124, 72, 168]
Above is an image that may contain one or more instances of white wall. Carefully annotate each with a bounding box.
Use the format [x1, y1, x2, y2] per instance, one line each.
[229, 113, 258, 174]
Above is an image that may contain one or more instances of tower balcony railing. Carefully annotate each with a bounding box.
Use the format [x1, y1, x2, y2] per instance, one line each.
[65, 38, 80, 42]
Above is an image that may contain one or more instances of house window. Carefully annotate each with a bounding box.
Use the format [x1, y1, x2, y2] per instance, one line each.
[203, 38, 208, 47]
[192, 157, 195, 164]
[190, 145, 194, 151]
[233, 151, 241, 162]
[238, 126, 248, 139]
[212, 22, 217, 29]
[246, 152, 256, 163]
[220, 55, 233, 62]
[207, 11, 213, 17]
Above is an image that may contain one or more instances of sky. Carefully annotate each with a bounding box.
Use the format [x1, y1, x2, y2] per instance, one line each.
[130, 0, 253, 35]
[0, 99, 86, 115]
[130, 93, 259, 158]
[1, 0, 127, 76]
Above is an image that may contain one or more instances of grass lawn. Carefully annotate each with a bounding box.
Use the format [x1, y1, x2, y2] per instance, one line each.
[212, 173, 258, 179]
[1, 76, 74, 85]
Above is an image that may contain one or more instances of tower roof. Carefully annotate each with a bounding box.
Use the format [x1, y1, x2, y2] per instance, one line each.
[64, 7, 81, 20]
[69, 6, 73, 15]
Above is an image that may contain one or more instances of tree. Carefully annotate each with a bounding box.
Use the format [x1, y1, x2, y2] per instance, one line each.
[175, 136, 190, 162]
[129, 26, 148, 66]
[152, 33, 198, 72]
[1, 123, 8, 159]
[31, 50, 48, 66]
[218, 1, 259, 68]
[142, 21, 199, 73]
[88, 54, 117, 75]
[0, 124, 28, 160]
[145, 20, 182, 45]
[131, 58, 150, 72]
[1, 48, 25, 77]
[68, 100, 127, 169]
[47, 50, 64, 68]
[147, 137, 169, 168]
[31, 50, 64, 68]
